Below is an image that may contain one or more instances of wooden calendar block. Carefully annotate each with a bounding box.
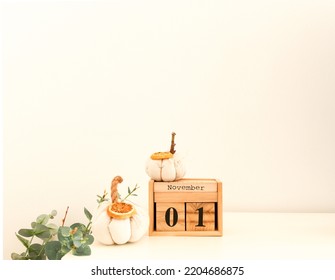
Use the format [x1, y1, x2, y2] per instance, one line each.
[154, 192, 217, 203]
[153, 179, 218, 192]
[186, 203, 215, 231]
[149, 178, 223, 236]
[155, 203, 185, 231]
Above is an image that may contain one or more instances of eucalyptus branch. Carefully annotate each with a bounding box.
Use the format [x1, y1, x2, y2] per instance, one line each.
[12, 208, 94, 260]
[11, 210, 59, 260]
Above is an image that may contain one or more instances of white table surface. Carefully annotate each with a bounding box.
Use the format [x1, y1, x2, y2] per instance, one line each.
[64, 212, 335, 260]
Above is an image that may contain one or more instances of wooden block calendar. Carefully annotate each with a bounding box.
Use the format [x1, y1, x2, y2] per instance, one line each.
[149, 178, 223, 236]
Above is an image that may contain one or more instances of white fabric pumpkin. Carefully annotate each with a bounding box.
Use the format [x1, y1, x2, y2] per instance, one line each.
[145, 152, 186, 182]
[91, 176, 149, 245]
[145, 132, 186, 182]
[92, 200, 149, 245]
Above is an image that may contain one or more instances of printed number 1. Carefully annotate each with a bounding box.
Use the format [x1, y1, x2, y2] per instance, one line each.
[196, 207, 205, 227]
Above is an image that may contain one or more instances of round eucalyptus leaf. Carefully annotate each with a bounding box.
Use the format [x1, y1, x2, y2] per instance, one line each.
[70, 223, 86, 233]
[45, 241, 62, 260]
[47, 223, 59, 235]
[28, 250, 46, 260]
[57, 232, 72, 247]
[73, 245, 91, 256]
[11, 252, 28, 260]
[59, 226, 71, 237]
[34, 224, 51, 240]
[72, 229, 83, 241]
[18, 228, 34, 237]
[61, 246, 71, 255]
[85, 235, 94, 245]
[73, 239, 82, 248]
[29, 243, 43, 253]
[50, 210, 57, 217]
[36, 214, 49, 225]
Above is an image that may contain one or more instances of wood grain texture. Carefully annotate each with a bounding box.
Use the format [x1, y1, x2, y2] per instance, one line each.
[154, 192, 217, 202]
[148, 178, 223, 236]
[153, 179, 218, 192]
[156, 202, 185, 231]
[149, 180, 155, 235]
[186, 202, 215, 231]
[217, 180, 223, 236]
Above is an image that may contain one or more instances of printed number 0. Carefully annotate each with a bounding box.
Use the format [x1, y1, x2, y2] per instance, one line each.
[164, 206, 205, 227]
[165, 207, 178, 227]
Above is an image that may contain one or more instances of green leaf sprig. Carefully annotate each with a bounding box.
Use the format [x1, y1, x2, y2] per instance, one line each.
[121, 184, 140, 202]
[12, 207, 94, 260]
[11, 210, 58, 260]
[96, 189, 109, 207]
[45, 207, 94, 260]
[96, 183, 140, 207]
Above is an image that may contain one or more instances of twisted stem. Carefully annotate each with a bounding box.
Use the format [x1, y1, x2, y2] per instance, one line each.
[111, 176, 123, 203]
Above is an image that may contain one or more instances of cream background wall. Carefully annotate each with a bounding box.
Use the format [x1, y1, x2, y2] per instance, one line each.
[2, 0, 335, 259]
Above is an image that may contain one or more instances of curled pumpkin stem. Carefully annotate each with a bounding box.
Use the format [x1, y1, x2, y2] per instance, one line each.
[107, 176, 136, 219]
[170, 132, 176, 154]
[111, 176, 123, 204]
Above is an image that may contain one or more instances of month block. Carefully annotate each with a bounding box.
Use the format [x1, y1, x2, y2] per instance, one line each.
[149, 178, 222, 236]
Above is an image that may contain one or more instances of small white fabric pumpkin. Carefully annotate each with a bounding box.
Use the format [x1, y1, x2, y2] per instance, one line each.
[145, 132, 186, 182]
[145, 152, 186, 182]
[92, 176, 149, 245]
